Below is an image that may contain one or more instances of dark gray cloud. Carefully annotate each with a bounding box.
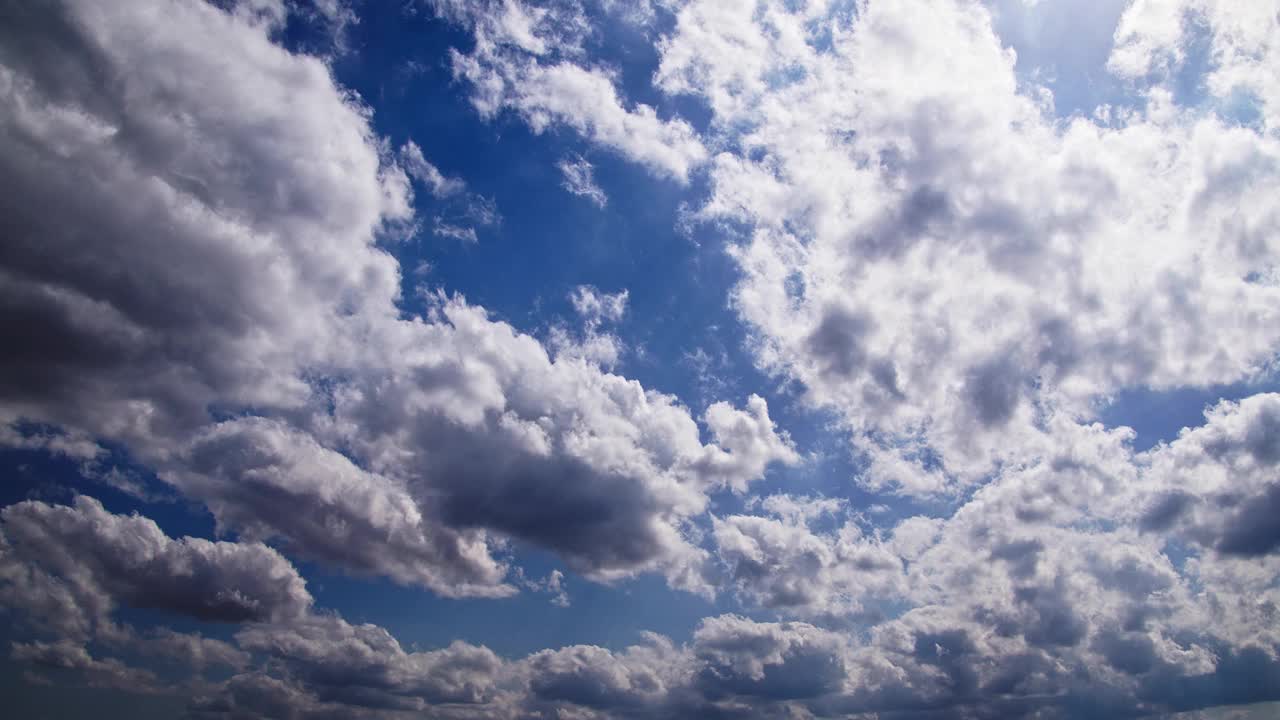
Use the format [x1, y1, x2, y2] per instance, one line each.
[965, 356, 1022, 428]
[167, 417, 512, 598]
[0, 496, 312, 633]
[235, 616, 505, 710]
[805, 306, 872, 380]
[11, 639, 161, 694]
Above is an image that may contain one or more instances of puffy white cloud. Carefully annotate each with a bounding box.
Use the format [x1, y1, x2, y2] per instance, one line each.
[650, 0, 1280, 489]
[5, 1, 1280, 718]
[523, 636, 685, 711]
[1111, 0, 1280, 130]
[691, 614, 848, 701]
[690, 405, 1280, 716]
[711, 502, 907, 619]
[434, 0, 708, 181]
[321, 298, 797, 589]
[0, 0, 796, 600]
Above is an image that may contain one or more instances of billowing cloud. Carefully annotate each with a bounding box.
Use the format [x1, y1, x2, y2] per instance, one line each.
[235, 616, 506, 710]
[0, 0, 409, 453]
[165, 417, 513, 598]
[1135, 393, 1280, 557]
[0, 0, 796, 599]
[12, 639, 161, 694]
[656, 0, 1280, 487]
[324, 299, 797, 588]
[0, 495, 312, 637]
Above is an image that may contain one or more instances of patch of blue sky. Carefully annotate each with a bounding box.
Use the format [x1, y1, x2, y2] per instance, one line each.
[989, 0, 1137, 120]
[304, 555, 721, 656]
[1100, 375, 1280, 453]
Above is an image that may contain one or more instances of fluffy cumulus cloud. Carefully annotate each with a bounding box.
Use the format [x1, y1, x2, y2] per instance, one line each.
[656, 0, 1280, 487]
[0, 0, 795, 602]
[4, 0, 1280, 718]
[164, 417, 513, 598]
[1133, 393, 1280, 558]
[0, 0, 411, 446]
[1111, 0, 1280, 129]
[0, 495, 312, 637]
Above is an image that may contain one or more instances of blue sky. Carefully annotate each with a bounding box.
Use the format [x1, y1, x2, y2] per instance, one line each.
[2, 1, 1280, 718]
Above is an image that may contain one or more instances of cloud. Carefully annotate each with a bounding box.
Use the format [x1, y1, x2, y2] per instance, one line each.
[1111, 0, 1280, 130]
[551, 285, 629, 367]
[0, 0, 409, 453]
[0, 496, 313, 637]
[0, 0, 795, 601]
[710, 503, 908, 619]
[12, 639, 161, 694]
[692, 614, 847, 701]
[235, 616, 506, 709]
[524, 638, 682, 711]
[570, 285, 628, 325]
[4, 2, 1280, 718]
[654, 0, 1280, 490]
[399, 140, 502, 243]
[400, 140, 466, 198]
[432, 0, 707, 181]
[1135, 393, 1280, 558]
[165, 417, 513, 598]
[557, 154, 608, 207]
[323, 298, 796, 589]
[3, 485, 1276, 718]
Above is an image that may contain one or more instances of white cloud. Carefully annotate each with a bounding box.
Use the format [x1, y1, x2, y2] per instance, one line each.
[401, 140, 467, 197]
[434, 0, 708, 181]
[570, 285, 628, 325]
[654, 0, 1280, 488]
[0, 0, 795, 602]
[557, 154, 608, 207]
[1111, 0, 1280, 130]
[0, 0, 409, 453]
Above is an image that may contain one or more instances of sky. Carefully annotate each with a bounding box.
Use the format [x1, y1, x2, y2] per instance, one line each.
[1, 0, 1280, 718]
